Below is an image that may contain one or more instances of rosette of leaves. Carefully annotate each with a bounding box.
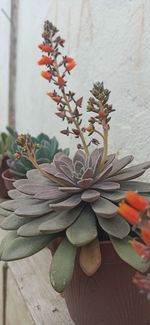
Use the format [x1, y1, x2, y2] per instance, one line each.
[7, 133, 69, 178]
[0, 148, 150, 293]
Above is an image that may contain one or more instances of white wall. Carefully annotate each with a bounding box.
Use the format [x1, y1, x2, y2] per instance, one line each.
[0, 0, 10, 131]
[1, 0, 150, 179]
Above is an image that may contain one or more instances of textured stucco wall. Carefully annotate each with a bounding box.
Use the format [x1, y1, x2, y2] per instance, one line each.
[1, 0, 150, 179]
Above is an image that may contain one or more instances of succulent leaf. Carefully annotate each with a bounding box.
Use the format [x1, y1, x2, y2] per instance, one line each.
[92, 197, 117, 218]
[39, 206, 83, 233]
[81, 189, 100, 202]
[49, 194, 81, 210]
[100, 190, 126, 202]
[15, 201, 52, 217]
[1, 213, 33, 230]
[0, 207, 12, 217]
[110, 235, 150, 273]
[120, 181, 150, 193]
[66, 207, 97, 246]
[0, 231, 18, 259]
[1, 234, 55, 261]
[79, 238, 101, 275]
[50, 237, 76, 293]
[97, 214, 130, 239]
[17, 212, 59, 236]
[108, 155, 134, 177]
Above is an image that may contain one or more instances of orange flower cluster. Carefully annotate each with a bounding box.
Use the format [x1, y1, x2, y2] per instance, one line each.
[117, 192, 148, 225]
[66, 57, 76, 71]
[118, 191, 150, 259]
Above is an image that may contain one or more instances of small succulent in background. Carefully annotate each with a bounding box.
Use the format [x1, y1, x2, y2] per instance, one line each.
[7, 132, 69, 178]
[0, 127, 17, 166]
[0, 21, 150, 294]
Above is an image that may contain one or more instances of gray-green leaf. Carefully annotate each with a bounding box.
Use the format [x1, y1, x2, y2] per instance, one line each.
[97, 213, 130, 239]
[110, 235, 150, 273]
[66, 207, 97, 246]
[50, 237, 76, 293]
[1, 234, 55, 261]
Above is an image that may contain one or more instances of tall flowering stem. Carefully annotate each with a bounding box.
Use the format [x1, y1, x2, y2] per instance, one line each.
[85, 82, 115, 173]
[38, 21, 89, 156]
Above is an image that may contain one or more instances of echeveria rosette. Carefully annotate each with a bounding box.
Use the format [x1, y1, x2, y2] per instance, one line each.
[0, 148, 150, 292]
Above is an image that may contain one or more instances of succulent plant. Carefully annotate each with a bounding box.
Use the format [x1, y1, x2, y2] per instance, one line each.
[0, 20, 150, 295]
[7, 133, 69, 178]
[0, 128, 17, 166]
[0, 149, 150, 292]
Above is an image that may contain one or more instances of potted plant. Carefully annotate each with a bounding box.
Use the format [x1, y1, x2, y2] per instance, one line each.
[0, 128, 17, 197]
[0, 21, 150, 324]
[3, 132, 69, 190]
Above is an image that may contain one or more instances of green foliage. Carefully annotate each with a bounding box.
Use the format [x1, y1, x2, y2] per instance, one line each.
[0, 127, 17, 165]
[50, 237, 76, 292]
[7, 133, 69, 177]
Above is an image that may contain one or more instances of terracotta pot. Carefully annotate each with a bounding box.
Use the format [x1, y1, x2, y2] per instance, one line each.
[63, 242, 150, 325]
[2, 169, 16, 191]
[0, 156, 9, 198]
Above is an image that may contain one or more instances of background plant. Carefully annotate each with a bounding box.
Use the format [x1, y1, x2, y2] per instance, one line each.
[7, 132, 69, 178]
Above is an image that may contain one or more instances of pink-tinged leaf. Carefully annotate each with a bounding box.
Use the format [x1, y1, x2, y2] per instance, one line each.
[104, 154, 116, 167]
[79, 238, 101, 276]
[77, 178, 93, 188]
[55, 172, 75, 186]
[94, 164, 113, 182]
[81, 190, 100, 202]
[59, 165, 74, 181]
[41, 163, 58, 176]
[88, 148, 103, 175]
[49, 194, 81, 210]
[34, 188, 68, 200]
[73, 150, 86, 166]
[58, 187, 81, 193]
[107, 155, 134, 177]
[82, 168, 94, 179]
[107, 169, 145, 182]
[100, 190, 126, 202]
[92, 181, 120, 191]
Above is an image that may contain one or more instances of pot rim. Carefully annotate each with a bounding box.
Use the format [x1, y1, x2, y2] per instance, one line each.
[2, 168, 16, 183]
